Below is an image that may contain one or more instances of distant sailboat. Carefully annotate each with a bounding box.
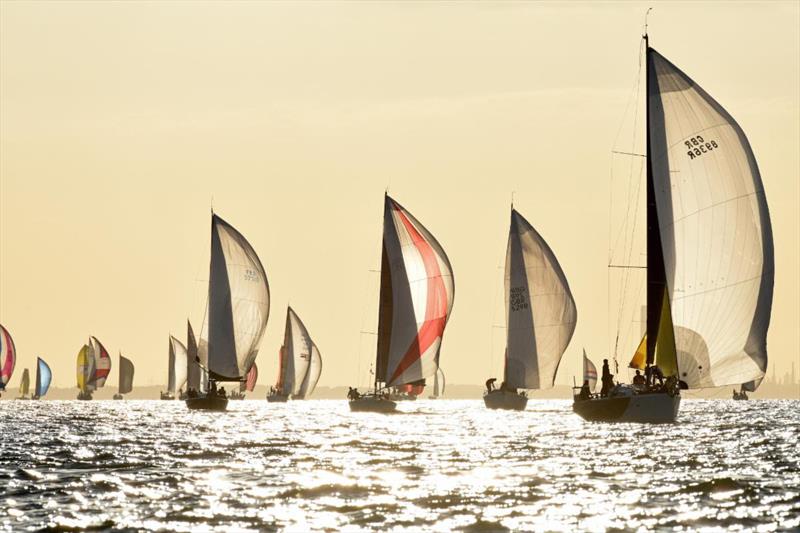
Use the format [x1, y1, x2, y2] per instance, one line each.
[17, 368, 31, 400]
[734, 378, 761, 401]
[114, 354, 134, 400]
[0, 324, 17, 397]
[268, 307, 320, 401]
[484, 208, 577, 411]
[33, 357, 52, 400]
[349, 194, 455, 413]
[231, 363, 258, 400]
[573, 29, 773, 422]
[76, 336, 111, 400]
[185, 214, 270, 411]
[162, 336, 188, 400]
[429, 368, 446, 399]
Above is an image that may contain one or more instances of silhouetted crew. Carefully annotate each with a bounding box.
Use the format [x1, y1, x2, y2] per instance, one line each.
[578, 380, 591, 401]
[651, 365, 665, 387]
[485, 378, 497, 393]
[633, 370, 646, 386]
[600, 359, 614, 397]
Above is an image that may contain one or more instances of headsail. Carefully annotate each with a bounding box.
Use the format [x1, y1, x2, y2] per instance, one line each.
[89, 336, 111, 389]
[647, 48, 774, 388]
[118, 354, 134, 395]
[76, 344, 94, 392]
[0, 324, 16, 390]
[298, 345, 322, 398]
[36, 357, 52, 398]
[168, 336, 189, 395]
[375, 195, 455, 387]
[19, 368, 30, 396]
[186, 321, 205, 392]
[203, 214, 270, 380]
[280, 307, 313, 397]
[504, 209, 576, 390]
[583, 349, 598, 392]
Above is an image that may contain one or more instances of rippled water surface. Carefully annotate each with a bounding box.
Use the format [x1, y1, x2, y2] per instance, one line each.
[1, 399, 799, 531]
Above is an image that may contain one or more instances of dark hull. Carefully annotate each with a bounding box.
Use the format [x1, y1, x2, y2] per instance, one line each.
[267, 394, 289, 403]
[160, 392, 176, 401]
[483, 389, 528, 411]
[113, 394, 123, 400]
[348, 396, 397, 413]
[185, 395, 229, 411]
[573, 392, 680, 423]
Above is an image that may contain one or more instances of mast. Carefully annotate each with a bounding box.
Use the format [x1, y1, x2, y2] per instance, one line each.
[374, 191, 388, 394]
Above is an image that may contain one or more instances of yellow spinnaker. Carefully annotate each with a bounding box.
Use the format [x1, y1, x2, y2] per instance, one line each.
[627, 289, 678, 377]
[76, 344, 90, 391]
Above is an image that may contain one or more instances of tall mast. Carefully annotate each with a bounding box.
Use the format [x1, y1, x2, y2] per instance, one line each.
[374, 192, 387, 393]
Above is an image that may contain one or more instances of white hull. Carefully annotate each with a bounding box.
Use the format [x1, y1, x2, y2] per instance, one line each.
[483, 389, 528, 411]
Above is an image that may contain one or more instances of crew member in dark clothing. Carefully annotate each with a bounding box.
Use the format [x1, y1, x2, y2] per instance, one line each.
[600, 359, 614, 397]
[578, 380, 591, 401]
[485, 378, 497, 393]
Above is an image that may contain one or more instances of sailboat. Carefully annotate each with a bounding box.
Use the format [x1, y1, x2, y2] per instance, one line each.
[733, 378, 760, 401]
[0, 324, 16, 397]
[33, 357, 52, 400]
[162, 336, 188, 400]
[268, 307, 321, 401]
[185, 213, 270, 411]
[573, 28, 773, 423]
[231, 363, 258, 400]
[349, 194, 455, 413]
[113, 353, 134, 400]
[428, 367, 446, 399]
[17, 368, 31, 400]
[183, 320, 204, 400]
[484, 207, 577, 411]
[76, 336, 111, 400]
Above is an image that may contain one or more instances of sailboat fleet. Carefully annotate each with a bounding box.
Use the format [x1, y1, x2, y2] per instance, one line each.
[0, 25, 776, 421]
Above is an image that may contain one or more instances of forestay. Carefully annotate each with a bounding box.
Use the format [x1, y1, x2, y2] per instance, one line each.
[504, 209, 576, 390]
[203, 214, 270, 380]
[376, 195, 455, 387]
[648, 49, 774, 389]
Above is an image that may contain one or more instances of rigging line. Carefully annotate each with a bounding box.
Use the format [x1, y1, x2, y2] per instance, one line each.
[612, 150, 646, 158]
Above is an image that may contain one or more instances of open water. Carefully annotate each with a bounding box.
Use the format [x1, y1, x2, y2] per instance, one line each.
[1, 399, 798, 531]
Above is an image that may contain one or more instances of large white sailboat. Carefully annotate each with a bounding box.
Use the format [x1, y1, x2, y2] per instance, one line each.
[349, 194, 455, 413]
[484, 207, 577, 410]
[268, 307, 321, 402]
[185, 213, 270, 411]
[573, 29, 773, 423]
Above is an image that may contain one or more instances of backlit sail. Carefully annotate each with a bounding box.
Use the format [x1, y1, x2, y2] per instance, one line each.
[648, 48, 774, 388]
[19, 368, 30, 397]
[35, 358, 52, 398]
[583, 350, 597, 392]
[168, 336, 188, 395]
[375, 195, 455, 388]
[76, 344, 94, 393]
[297, 345, 322, 398]
[89, 336, 111, 389]
[279, 307, 313, 396]
[118, 354, 134, 395]
[0, 324, 16, 390]
[504, 209, 576, 390]
[186, 321, 204, 392]
[241, 362, 258, 393]
[202, 214, 270, 381]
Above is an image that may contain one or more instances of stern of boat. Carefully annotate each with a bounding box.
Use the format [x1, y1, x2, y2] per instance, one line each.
[483, 389, 528, 411]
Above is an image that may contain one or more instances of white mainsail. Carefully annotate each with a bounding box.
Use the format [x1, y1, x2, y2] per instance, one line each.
[280, 307, 313, 397]
[375, 195, 455, 388]
[648, 49, 773, 389]
[168, 336, 188, 395]
[504, 209, 576, 390]
[201, 214, 270, 381]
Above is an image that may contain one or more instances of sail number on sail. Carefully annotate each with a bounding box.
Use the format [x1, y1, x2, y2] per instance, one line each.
[509, 286, 529, 312]
[685, 135, 719, 160]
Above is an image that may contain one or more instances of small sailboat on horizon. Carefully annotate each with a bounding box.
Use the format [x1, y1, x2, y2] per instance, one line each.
[32, 357, 52, 400]
[348, 194, 455, 413]
[573, 28, 773, 423]
[484, 207, 577, 411]
[0, 324, 17, 398]
[17, 368, 31, 400]
[76, 336, 111, 401]
[161, 335, 188, 400]
[185, 213, 270, 411]
[268, 307, 322, 402]
[113, 353, 134, 400]
[230, 362, 258, 400]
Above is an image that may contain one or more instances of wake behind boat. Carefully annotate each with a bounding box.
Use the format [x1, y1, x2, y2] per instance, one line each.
[185, 213, 270, 411]
[573, 29, 773, 423]
[484, 207, 577, 411]
[348, 194, 455, 413]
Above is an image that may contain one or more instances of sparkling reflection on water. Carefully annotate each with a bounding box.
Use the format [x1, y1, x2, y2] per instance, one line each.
[1, 399, 798, 531]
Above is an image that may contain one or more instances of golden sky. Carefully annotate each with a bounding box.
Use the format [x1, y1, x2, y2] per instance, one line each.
[1, 2, 798, 390]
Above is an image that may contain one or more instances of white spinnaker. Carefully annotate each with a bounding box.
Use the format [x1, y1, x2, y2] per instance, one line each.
[169, 336, 188, 394]
[205, 214, 270, 379]
[298, 344, 322, 398]
[504, 209, 576, 390]
[648, 49, 773, 389]
[381, 196, 455, 387]
[281, 308, 312, 396]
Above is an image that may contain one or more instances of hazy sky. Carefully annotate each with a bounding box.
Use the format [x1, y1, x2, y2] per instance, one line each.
[1, 2, 798, 390]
